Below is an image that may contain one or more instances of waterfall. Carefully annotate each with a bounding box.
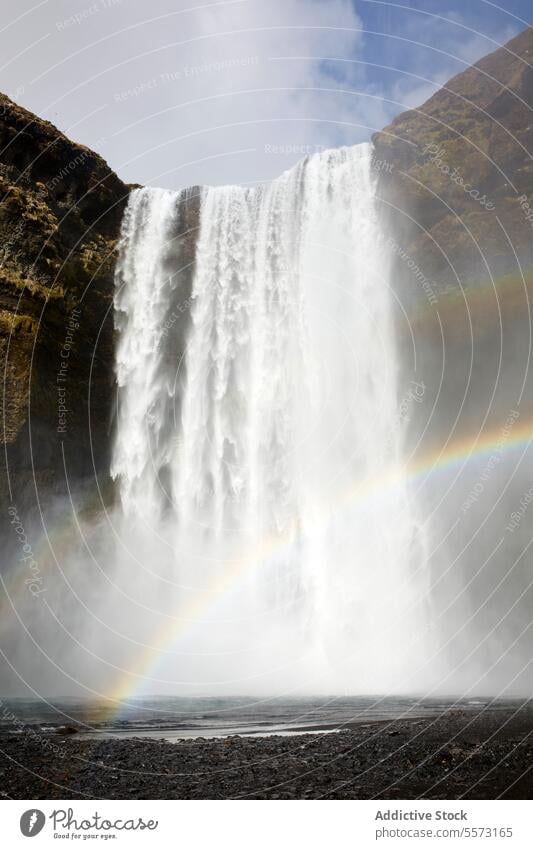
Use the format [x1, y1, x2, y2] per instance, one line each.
[111, 143, 432, 695]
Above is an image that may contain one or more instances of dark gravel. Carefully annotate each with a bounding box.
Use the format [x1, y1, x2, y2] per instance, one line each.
[1, 708, 532, 799]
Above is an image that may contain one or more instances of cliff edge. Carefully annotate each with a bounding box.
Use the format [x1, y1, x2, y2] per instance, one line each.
[0, 92, 129, 512]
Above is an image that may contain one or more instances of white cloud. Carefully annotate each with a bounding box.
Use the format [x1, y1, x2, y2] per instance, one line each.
[0, 0, 522, 188]
[2, 0, 374, 187]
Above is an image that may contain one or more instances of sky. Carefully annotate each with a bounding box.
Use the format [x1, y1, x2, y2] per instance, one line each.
[1, 0, 531, 188]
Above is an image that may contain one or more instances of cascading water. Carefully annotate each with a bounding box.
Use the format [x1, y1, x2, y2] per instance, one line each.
[111, 143, 433, 695]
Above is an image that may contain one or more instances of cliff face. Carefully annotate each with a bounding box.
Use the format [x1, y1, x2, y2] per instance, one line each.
[372, 30, 533, 667]
[372, 28, 533, 453]
[373, 26, 533, 289]
[0, 93, 129, 513]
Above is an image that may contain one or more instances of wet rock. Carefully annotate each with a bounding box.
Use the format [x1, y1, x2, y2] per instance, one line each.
[2, 707, 531, 800]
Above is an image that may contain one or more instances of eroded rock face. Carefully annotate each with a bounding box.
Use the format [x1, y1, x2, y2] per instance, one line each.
[371, 29, 533, 669]
[371, 27, 533, 453]
[0, 92, 129, 514]
[372, 27, 533, 290]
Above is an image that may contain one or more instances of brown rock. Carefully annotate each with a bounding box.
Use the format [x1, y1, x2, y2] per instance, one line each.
[0, 91, 129, 516]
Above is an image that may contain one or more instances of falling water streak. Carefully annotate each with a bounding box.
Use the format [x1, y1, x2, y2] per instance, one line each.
[111, 143, 432, 694]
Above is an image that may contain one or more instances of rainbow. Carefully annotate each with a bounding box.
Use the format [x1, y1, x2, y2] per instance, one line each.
[405, 262, 533, 332]
[102, 409, 532, 716]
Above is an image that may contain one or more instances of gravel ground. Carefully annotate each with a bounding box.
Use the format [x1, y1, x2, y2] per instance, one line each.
[1, 708, 532, 799]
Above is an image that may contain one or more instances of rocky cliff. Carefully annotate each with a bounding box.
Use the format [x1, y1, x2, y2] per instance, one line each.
[372, 27, 533, 454]
[373, 26, 533, 289]
[371, 28, 533, 669]
[0, 92, 129, 514]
